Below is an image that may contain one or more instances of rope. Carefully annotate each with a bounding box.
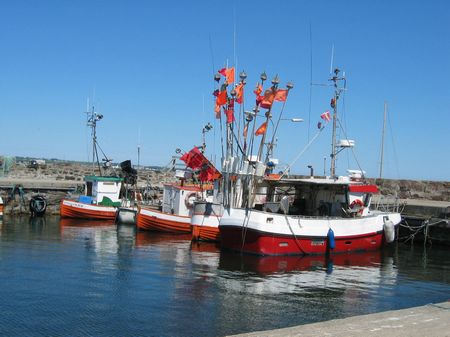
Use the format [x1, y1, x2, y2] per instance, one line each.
[279, 126, 325, 179]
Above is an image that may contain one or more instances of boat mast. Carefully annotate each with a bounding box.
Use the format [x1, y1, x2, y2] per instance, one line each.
[379, 101, 387, 179]
[86, 105, 104, 175]
[329, 68, 345, 177]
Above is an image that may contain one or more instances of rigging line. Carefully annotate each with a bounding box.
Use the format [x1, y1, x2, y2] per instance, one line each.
[336, 118, 366, 179]
[308, 22, 313, 142]
[340, 90, 350, 169]
[279, 126, 326, 179]
[387, 107, 401, 178]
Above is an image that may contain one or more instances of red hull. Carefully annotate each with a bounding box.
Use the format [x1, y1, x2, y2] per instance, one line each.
[59, 200, 116, 220]
[136, 208, 191, 233]
[219, 226, 383, 256]
[192, 225, 220, 242]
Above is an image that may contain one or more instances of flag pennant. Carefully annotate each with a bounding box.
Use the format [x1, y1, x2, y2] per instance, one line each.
[225, 108, 235, 124]
[235, 83, 244, 104]
[218, 68, 227, 77]
[218, 67, 235, 84]
[253, 83, 263, 96]
[216, 90, 227, 106]
[226, 67, 235, 84]
[180, 147, 204, 169]
[274, 89, 288, 102]
[255, 122, 267, 136]
[260, 89, 275, 109]
[320, 110, 331, 122]
[180, 147, 221, 182]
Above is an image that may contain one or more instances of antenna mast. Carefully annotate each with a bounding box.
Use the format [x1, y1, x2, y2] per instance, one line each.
[86, 105, 104, 175]
[329, 67, 345, 177]
[379, 101, 387, 179]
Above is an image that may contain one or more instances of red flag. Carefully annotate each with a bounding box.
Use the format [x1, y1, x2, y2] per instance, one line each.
[274, 89, 288, 102]
[180, 147, 221, 182]
[260, 89, 275, 109]
[218, 68, 227, 76]
[180, 147, 204, 169]
[216, 90, 227, 106]
[235, 83, 244, 104]
[225, 108, 235, 123]
[198, 164, 221, 182]
[255, 122, 267, 136]
[320, 111, 331, 122]
[218, 67, 235, 83]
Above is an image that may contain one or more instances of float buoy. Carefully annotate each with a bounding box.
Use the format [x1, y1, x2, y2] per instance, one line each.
[327, 228, 335, 250]
[29, 195, 47, 217]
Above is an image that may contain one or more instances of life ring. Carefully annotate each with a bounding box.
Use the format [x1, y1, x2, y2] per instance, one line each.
[184, 192, 201, 209]
[349, 199, 364, 214]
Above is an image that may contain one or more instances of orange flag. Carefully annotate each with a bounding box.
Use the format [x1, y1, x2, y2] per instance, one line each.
[235, 83, 244, 104]
[253, 83, 262, 96]
[274, 89, 288, 102]
[255, 122, 267, 136]
[216, 90, 227, 106]
[260, 89, 275, 109]
[226, 67, 235, 84]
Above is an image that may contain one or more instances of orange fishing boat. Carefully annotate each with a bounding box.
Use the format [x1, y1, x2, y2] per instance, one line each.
[136, 146, 221, 234]
[60, 175, 123, 221]
[137, 183, 207, 233]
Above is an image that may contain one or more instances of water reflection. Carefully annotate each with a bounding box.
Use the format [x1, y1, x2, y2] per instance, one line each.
[0, 216, 449, 337]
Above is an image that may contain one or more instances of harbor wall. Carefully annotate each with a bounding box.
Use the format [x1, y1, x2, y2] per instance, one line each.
[0, 161, 449, 215]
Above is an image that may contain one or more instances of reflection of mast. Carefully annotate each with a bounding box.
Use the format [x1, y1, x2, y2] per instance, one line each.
[379, 102, 387, 179]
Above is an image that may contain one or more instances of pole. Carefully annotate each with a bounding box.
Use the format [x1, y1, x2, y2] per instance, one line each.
[379, 101, 387, 179]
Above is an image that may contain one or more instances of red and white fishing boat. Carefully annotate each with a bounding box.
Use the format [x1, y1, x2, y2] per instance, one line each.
[60, 175, 123, 220]
[136, 146, 221, 233]
[212, 68, 401, 255]
[60, 106, 124, 221]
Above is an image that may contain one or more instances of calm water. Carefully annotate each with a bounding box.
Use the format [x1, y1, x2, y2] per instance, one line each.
[0, 216, 449, 337]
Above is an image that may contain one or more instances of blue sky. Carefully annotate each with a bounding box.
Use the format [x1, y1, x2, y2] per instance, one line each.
[1, 0, 449, 181]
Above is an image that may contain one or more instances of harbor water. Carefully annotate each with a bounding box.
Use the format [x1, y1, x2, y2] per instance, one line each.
[0, 216, 449, 336]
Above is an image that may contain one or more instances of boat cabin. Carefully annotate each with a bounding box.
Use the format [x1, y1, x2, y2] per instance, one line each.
[261, 176, 378, 218]
[80, 176, 123, 206]
[161, 183, 214, 216]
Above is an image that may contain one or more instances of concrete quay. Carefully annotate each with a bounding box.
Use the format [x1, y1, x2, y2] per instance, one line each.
[229, 301, 450, 337]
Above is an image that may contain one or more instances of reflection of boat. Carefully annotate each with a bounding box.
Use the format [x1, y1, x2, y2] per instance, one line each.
[135, 231, 192, 247]
[219, 250, 382, 275]
[217, 250, 396, 297]
[59, 217, 116, 228]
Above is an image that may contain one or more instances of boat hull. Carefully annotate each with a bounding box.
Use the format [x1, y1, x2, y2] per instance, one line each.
[116, 207, 137, 225]
[219, 208, 401, 256]
[60, 199, 117, 220]
[136, 207, 192, 233]
[191, 202, 223, 242]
